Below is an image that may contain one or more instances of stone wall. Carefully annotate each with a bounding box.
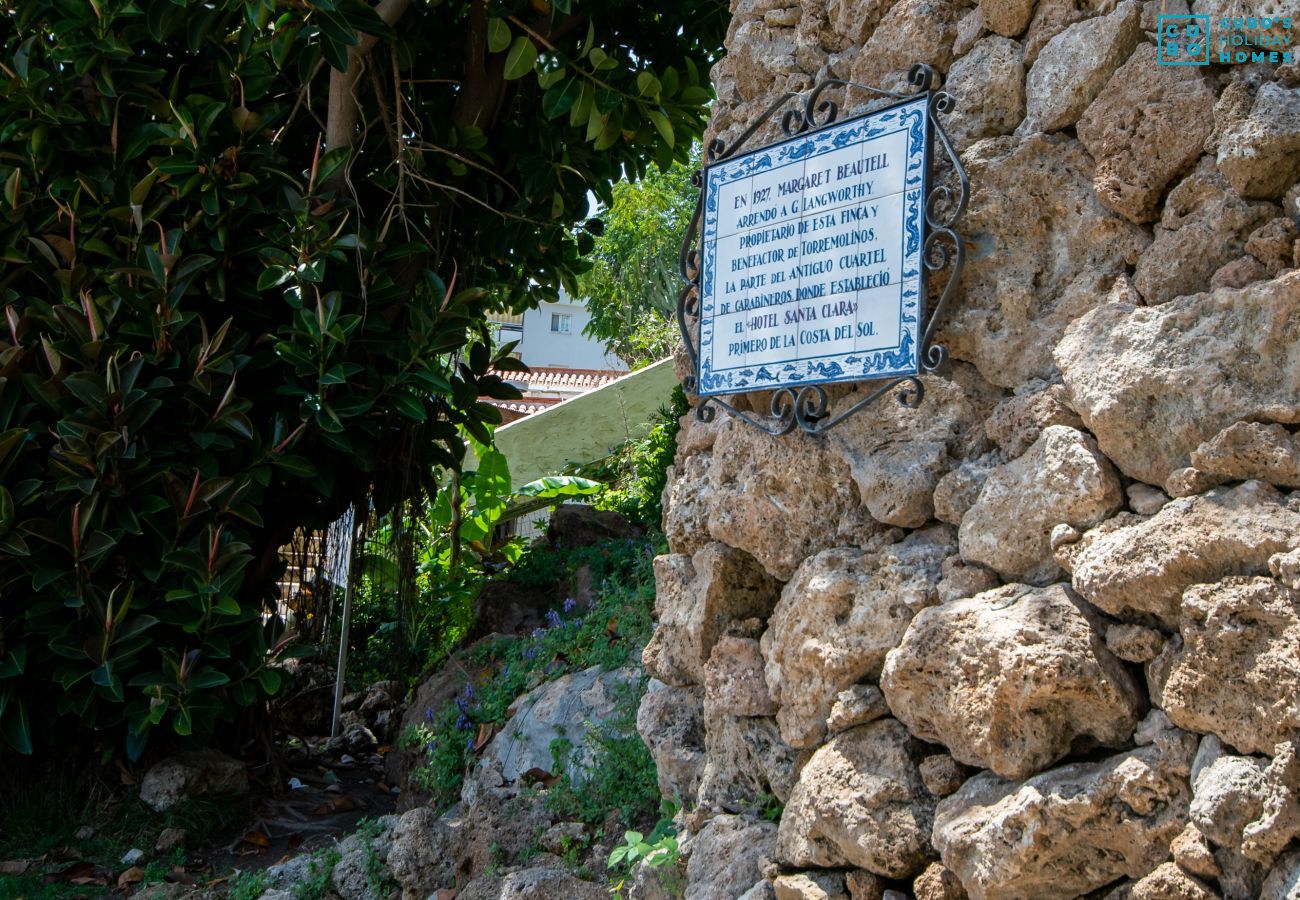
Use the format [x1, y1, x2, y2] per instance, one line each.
[642, 0, 1300, 897]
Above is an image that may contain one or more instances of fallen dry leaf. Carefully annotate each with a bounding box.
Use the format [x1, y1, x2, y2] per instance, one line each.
[118, 866, 145, 888]
[0, 860, 30, 875]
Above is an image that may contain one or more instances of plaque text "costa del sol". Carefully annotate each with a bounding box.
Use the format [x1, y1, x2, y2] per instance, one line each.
[696, 95, 929, 397]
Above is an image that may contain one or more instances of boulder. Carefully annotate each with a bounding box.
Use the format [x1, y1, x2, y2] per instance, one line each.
[684, 815, 778, 900]
[705, 417, 884, 580]
[761, 527, 955, 748]
[849, 0, 961, 88]
[698, 714, 807, 812]
[1262, 848, 1300, 900]
[1128, 863, 1218, 900]
[1069, 481, 1300, 625]
[825, 685, 890, 737]
[497, 867, 607, 899]
[477, 666, 638, 785]
[1171, 823, 1222, 881]
[919, 755, 967, 798]
[1244, 740, 1300, 864]
[881, 583, 1143, 779]
[1191, 421, 1300, 489]
[942, 37, 1025, 151]
[1217, 82, 1300, 200]
[774, 872, 850, 900]
[386, 806, 461, 898]
[705, 636, 777, 717]
[777, 719, 936, 879]
[1076, 45, 1215, 223]
[958, 425, 1123, 584]
[663, 453, 716, 556]
[1190, 748, 1269, 849]
[933, 728, 1198, 900]
[979, 0, 1034, 36]
[1055, 270, 1300, 487]
[637, 681, 707, 805]
[824, 366, 1000, 528]
[932, 456, 998, 526]
[945, 134, 1149, 387]
[643, 543, 781, 687]
[1105, 623, 1167, 663]
[1153, 575, 1300, 755]
[1248, 216, 1300, 275]
[982, 381, 1084, 460]
[1133, 158, 1279, 305]
[1019, 0, 1142, 134]
[139, 749, 248, 813]
[913, 862, 967, 900]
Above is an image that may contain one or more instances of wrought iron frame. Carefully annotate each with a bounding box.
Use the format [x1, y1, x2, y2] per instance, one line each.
[676, 64, 969, 436]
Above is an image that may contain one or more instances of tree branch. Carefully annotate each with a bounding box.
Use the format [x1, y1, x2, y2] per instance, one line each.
[324, 0, 413, 154]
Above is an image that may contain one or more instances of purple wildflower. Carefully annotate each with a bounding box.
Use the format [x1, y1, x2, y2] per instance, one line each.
[465, 736, 476, 752]
[563, 597, 577, 614]
[545, 609, 562, 628]
[455, 712, 471, 731]
[532, 628, 546, 639]
[523, 647, 539, 660]
[454, 695, 470, 714]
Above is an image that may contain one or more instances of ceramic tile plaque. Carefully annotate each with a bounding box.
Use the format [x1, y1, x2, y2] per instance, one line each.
[696, 95, 929, 397]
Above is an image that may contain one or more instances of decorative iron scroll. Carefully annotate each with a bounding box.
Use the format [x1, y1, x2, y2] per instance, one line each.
[676, 63, 969, 436]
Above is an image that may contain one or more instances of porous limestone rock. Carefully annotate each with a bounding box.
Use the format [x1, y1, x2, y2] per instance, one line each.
[1191, 421, 1300, 489]
[705, 417, 883, 580]
[913, 862, 967, 900]
[684, 815, 779, 900]
[825, 684, 890, 736]
[932, 456, 997, 526]
[982, 381, 1084, 460]
[824, 366, 1000, 528]
[1274, 547, 1300, 591]
[644, 543, 781, 687]
[698, 714, 807, 812]
[1128, 863, 1218, 900]
[704, 636, 777, 717]
[1055, 271, 1300, 487]
[942, 37, 1025, 151]
[637, 681, 706, 805]
[881, 583, 1143, 779]
[958, 426, 1123, 584]
[1262, 848, 1300, 900]
[1172, 824, 1222, 881]
[1217, 81, 1300, 200]
[1242, 742, 1300, 865]
[979, 0, 1034, 36]
[1153, 575, 1300, 755]
[849, 0, 961, 88]
[387, 807, 461, 898]
[1076, 45, 1216, 223]
[663, 453, 715, 556]
[776, 719, 936, 879]
[774, 872, 849, 900]
[761, 527, 956, 748]
[497, 867, 607, 899]
[919, 755, 967, 797]
[1070, 481, 1300, 625]
[1133, 158, 1279, 304]
[824, 0, 895, 48]
[932, 728, 1198, 900]
[1019, 0, 1142, 134]
[1248, 216, 1300, 275]
[1105, 623, 1167, 663]
[935, 557, 1002, 604]
[1190, 748, 1269, 849]
[1213, 254, 1272, 290]
[845, 869, 886, 900]
[945, 134, 1149, 387]
[1126, 483, 1168, 516]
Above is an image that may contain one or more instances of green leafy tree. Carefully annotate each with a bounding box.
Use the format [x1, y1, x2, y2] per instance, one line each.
[579, 151, 699, 368]
[0, 0, 725, 757]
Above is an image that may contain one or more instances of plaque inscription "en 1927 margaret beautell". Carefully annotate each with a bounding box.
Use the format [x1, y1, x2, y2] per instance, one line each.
[696, 94, 930, 398]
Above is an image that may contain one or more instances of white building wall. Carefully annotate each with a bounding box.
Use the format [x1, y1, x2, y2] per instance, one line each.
[516, 293, 627, 371]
